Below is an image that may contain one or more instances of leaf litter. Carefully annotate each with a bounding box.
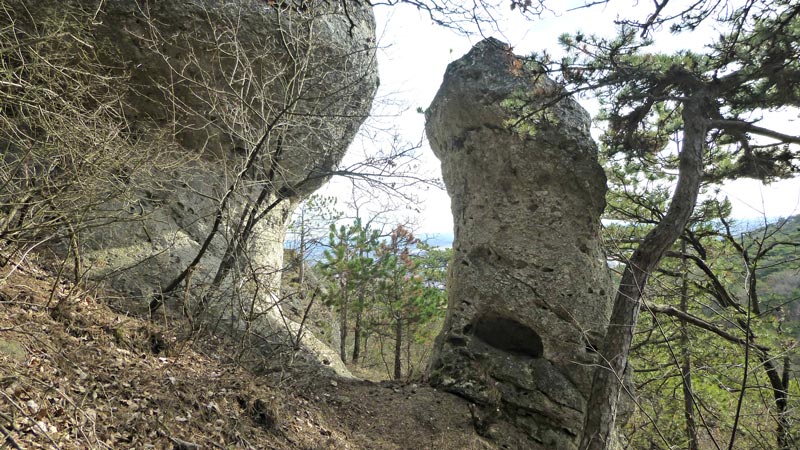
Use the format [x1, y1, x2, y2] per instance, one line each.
[0, 259, 528, 449]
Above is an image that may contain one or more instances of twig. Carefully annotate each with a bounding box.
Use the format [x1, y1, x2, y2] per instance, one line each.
[168, 436, 201, 450]
[0, 410, 22, 450]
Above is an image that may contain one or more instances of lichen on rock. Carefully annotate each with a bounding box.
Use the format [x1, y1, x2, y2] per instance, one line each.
[426, 37, 614, 448]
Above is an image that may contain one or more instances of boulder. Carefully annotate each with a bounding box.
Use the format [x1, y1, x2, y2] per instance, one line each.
[10, 0, 378, 377]
[425, 38, 613, 448]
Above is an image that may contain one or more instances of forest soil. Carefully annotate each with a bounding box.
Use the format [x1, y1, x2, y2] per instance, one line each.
[0, 258, 529, 449]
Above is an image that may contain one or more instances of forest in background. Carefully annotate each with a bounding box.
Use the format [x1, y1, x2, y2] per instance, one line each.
[286, 188, 800, 448]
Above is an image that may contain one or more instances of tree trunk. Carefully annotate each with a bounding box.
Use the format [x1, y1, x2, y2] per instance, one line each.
[352, 303, 362, 363]
[339, 288, 349, 363]
[361, 331, 369, 366]
[394, 317, 402, 380]
[778, 357, 791, 450]
[580, 98, 707, 450]
[762, 353, 792, 449]
[210, 177, 286, 291]
[150, 112, 292, 313]
[679, 239, 699, 450]
[405, 322, 413, 378]
[298, 223, 306, 288]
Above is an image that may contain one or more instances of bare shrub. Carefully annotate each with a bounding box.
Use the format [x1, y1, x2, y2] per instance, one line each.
[0, 1, 182, 275]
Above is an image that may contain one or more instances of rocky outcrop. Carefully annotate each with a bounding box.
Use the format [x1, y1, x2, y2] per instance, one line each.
[12, 0, 377, 376]
[426, 38, 613, 448]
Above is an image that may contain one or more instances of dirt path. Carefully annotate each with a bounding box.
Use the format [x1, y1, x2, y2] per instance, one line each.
[0, 261, 533, 449]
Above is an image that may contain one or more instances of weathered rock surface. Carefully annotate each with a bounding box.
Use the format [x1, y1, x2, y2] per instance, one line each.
[14, 0, 377, 377]
[426, 38, 613, 448]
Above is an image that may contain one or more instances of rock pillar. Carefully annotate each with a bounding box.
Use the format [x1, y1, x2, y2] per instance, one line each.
[426, 38, 613, 448]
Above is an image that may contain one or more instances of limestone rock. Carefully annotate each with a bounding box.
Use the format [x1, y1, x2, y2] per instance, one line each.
[426, 38, 613, 448]
[12, 0, 378, 377]
[86, 0, 376, 197]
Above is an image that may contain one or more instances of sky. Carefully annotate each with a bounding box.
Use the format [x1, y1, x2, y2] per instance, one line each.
[316, 1, 800, 235]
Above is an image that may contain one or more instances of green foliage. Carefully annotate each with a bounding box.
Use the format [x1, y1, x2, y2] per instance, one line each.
[598, 92, 800, 445]
[319, 217, 380, 315]
[548, 1, 800, 183]
[373, 225, 447, 379]
[316, 219, 448, 379]
[737, 216, 800, 339]
[606, 166, 800, 447]
[551, 4, 800, 446]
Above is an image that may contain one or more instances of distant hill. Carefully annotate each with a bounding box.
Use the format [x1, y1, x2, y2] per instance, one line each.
[421, 232, 454, 248]
[746, 215, 800, 335]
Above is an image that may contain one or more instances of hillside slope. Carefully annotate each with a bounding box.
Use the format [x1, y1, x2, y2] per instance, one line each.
[0, 259, 528, 449]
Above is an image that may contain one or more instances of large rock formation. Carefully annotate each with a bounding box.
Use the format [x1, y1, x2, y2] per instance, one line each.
[10, 0, 377, 376]
[426, 38, 613, 448]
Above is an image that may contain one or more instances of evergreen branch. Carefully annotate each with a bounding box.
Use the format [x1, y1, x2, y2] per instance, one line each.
[644, 302, 770, 352]
[710, 119, 800, 145]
